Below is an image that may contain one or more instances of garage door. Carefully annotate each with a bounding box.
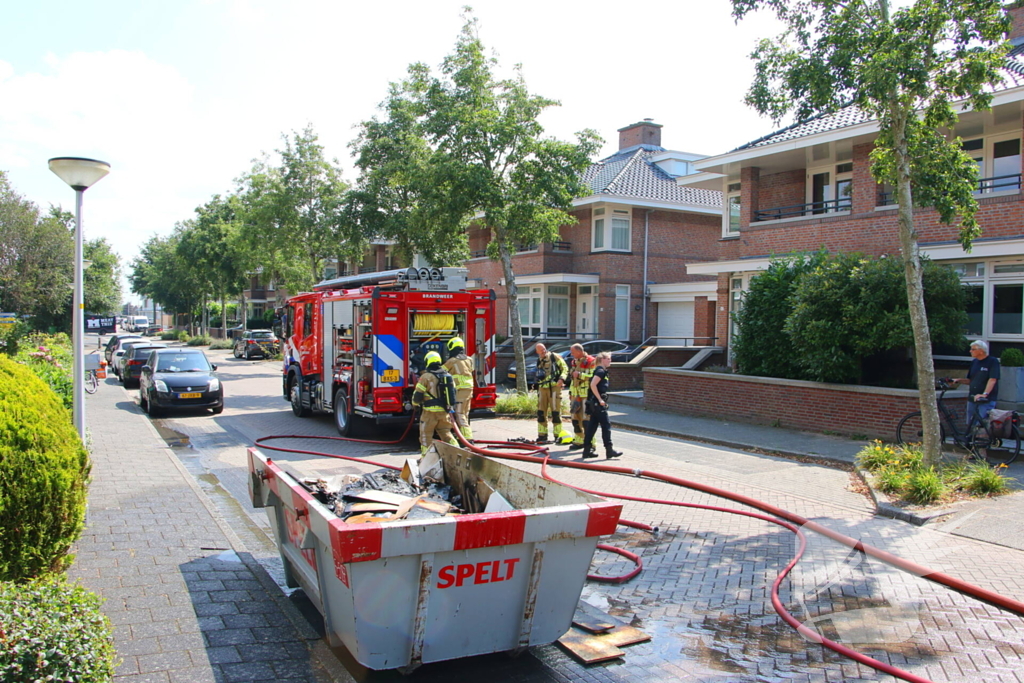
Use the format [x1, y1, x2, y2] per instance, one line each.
[657, 301, 695, 345]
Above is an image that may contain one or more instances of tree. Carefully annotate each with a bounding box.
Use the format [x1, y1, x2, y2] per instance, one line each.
[130, 229, 205, 332]
[238, 126, 356, 295]
[0, 174, 74, 329]
[83, 237, 122, 314]
[732, 0, 1010, 464]
[351, 13, 600, 393]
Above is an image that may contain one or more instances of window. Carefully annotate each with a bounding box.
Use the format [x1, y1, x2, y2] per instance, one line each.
[546, 286, 570, 337]
[303, 303, 312, 337]
[516, 286, 542, 337]
[726, 183, 741, 235]
[614, 285, 630, 341]
[963, 136, 1022, 193]
[950, 258, 1024, 339]
[994, 284, 1023, 334]
[808, 165, 852, 214]
[592, 206, 631, 252]
[835, 163, 853, 210]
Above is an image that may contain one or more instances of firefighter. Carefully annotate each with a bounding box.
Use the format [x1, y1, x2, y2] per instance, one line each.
[412, 351, 457, 455]
[567, 343, 596, 450]
[534, 343, 571, 444]
[443, 336, 475, 441]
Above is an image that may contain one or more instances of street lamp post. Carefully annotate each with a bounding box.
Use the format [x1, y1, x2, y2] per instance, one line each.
[48, 157, 111, 443]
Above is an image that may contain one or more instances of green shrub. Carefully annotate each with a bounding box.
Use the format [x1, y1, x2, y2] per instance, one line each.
[177, 330, 190, 342]
[855, 440, 898, 471]
[186, 335, 211, 347]
[0, 320, 30, 356]
[963, 462, 1012, 495]
[209, 339, 233, 350]
[12, 335, 74, 411]
[905, 467, 944, 505]
[159, 331, 179, 341]
[875, 466, 910, 494]
[1001, 347, 1024, 367]
[0, 579, 117, 682]
[495, 390, 538, 415]
[0, 356, 90, 582]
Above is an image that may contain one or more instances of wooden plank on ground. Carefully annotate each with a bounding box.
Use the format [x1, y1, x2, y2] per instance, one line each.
[557, 628, 624, 664]
[603, 625, 651, 647]
[572, 602, 617, 633]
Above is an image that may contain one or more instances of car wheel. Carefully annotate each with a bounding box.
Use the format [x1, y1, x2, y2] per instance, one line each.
[289, 376, 310, 417]
[233, 345, 240, 359]
[245, 347, 252, 360]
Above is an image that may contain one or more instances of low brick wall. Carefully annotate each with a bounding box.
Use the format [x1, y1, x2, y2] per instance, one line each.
[612, 348, 723, 391]
[643, 368, 947, 440]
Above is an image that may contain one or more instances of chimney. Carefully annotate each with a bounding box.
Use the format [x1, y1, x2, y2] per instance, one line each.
[1009, 3, 1024, 44]
[618, 119, 663, 150]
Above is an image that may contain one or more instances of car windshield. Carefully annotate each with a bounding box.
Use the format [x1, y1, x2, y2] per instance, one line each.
[251, 331, 275, 339]
[155, 354, 211, 373]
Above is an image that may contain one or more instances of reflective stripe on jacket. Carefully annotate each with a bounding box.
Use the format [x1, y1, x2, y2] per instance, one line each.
[569, 355, 596, 398]
[444, 354, 475, 391]
[413, 371, 447, 412]
[536, 352, 568, 388]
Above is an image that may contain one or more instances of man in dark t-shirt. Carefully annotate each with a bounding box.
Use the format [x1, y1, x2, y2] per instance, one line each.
[953, 340, 1000, 427]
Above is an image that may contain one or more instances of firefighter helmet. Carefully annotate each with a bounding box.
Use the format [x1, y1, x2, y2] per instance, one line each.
[447, 337, 465, 352]
[424, 351, 443, 367]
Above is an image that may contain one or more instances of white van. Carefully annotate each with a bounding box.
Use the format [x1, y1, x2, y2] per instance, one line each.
[128, 316, 150, 332]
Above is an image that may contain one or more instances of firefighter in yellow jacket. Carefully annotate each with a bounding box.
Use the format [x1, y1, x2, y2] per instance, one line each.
[567, 343, 597, 450]
[443, 337, 475, 441]
[412, 351, 457, 454]
[534, 343, 571, 444]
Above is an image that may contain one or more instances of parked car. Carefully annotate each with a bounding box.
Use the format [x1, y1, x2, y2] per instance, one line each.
[145, 324, 164, 335]
[506, 339, 631, 385]
[233, 329, 279, 359]
[120, 343, 167, 388]
[104, 334, 143, 365]
[139, 348, 223, 417]
[115, 339, 163, 379]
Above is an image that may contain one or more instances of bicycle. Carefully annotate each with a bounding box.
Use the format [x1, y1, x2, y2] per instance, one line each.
[896, 378, 1019, 465]
[85, 369, 100, 394]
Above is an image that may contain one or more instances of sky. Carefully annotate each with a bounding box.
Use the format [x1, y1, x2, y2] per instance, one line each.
[0, 0, 781, 305]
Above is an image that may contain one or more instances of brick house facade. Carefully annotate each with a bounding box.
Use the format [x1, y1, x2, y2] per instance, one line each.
[680, 9, 1024, 360]
[465, 121, 723, 346]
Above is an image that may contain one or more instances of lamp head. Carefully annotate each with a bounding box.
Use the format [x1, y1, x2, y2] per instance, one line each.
[48, 157, 111, 191]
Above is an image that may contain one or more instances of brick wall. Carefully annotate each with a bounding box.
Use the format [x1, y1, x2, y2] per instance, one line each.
[644, 368, 929, 439]
[612, 348, 723, 390]
[757, 169, 806, 217]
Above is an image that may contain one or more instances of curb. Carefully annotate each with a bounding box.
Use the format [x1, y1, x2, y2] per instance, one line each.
[854, 465, 960, 527]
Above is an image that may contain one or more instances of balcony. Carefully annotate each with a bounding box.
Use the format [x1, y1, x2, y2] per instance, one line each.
[754, 198, 851, 222]
[877, 173, 1022, 206]
[470, 242, 564, 259]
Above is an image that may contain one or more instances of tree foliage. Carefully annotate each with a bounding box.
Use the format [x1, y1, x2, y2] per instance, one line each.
[83, 237, 122, 314]
[731, 0, 1009, 464]
[351, 12, 600, 392]
[0, 173, 74, 325]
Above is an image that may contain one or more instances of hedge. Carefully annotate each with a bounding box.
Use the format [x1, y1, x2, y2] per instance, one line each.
[0, 355, 90, 582]
[0, 579, 117, 682]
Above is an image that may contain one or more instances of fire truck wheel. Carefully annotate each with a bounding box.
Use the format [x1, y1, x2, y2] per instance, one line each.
[334, 389, 351, 436]
[289, 375, 311, 417]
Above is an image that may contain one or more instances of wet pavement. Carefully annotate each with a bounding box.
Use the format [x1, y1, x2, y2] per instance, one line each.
[92, 337, 1024, 682]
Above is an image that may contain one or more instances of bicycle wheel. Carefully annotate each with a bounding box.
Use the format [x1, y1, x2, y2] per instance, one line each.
[896, 411, 948, 447]
[977, 424, 1021, 466]
[84, 371, 99, 394]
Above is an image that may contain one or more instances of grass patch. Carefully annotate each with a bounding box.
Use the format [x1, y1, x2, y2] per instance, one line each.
[209, 339, 233, 350]
[857, 440, 1014, 506]
[495, 390, 538, 415]
[186, 335, 211, 346]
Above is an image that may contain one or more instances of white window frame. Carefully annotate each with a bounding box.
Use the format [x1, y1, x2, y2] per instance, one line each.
[962, 132, 1023, 195]
[592, 204, 632, 253]
[806, 164, 853, 215]
[951, 257, 1024, 340]
[724, 182, 741, 237]
[546, 285, 570, 338]
[614, 284, 631, 341]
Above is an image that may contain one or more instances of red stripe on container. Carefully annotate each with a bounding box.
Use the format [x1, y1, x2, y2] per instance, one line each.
[329, 518, 383, 566]
[453, 511, 526, 550]
[586, 503, 622, 537]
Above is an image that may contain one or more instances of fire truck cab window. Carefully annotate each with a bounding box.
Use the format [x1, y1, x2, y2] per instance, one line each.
[303, 303, 313, 337]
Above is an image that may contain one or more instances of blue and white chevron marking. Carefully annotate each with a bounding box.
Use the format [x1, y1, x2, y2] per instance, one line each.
[373, 334, 404, 387]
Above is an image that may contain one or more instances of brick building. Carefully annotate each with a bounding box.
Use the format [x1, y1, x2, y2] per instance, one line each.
[679, 10, 1024, 359]
[465, 121, 723, 345]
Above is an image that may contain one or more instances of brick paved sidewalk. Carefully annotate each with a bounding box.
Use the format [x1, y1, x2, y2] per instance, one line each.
[67, 378, 348, 683]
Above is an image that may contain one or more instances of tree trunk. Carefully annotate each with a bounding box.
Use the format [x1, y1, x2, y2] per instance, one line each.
[892, 112, 942, 466]
[221, 290, 227, 338]
[497, 229, 528, 395]
[241, 292, 247, 330]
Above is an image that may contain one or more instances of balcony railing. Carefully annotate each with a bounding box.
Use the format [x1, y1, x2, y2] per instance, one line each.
[878, 173, 1022, 206]
[754, 198, 852, 222]
[551, 241, 572, 252]
[470, 242, 565, 259]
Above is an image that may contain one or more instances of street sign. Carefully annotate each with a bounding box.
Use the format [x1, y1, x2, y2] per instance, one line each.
[0, 313, 16, 327]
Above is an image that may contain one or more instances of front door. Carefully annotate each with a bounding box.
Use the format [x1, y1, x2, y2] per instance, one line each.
[576, 285, 598, 339]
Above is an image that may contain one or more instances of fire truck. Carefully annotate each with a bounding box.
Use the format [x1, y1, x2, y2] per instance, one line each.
[280, 267, 498, 435]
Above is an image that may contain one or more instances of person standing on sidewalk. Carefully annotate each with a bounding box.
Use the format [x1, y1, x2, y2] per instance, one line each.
[568, 343, 596, 451]
[952, 339, 1000, 428]
[443, 337, 475, 441]
[582, 352, 623, 459]
[534, 343, 571, 445]
[413, 351, 457, 454]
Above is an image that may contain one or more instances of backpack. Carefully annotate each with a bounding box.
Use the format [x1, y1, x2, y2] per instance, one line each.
[432, 368, 457, 410]
[988, 409, 1019, 439]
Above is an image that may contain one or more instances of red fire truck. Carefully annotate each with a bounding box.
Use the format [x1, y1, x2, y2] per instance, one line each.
[281, 267, 498, 435]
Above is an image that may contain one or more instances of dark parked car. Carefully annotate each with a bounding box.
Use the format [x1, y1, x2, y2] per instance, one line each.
[115, 339, 161, 379]
[233, 329, 279, 359]
[506, 340, 631, 385]
[120, 343, 167, 388]
[139, 348, 223, 417]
